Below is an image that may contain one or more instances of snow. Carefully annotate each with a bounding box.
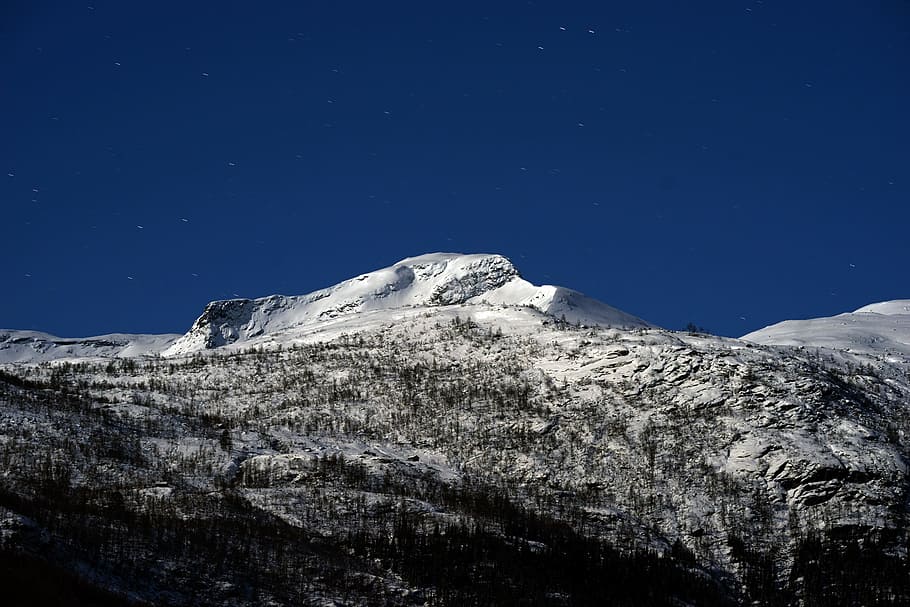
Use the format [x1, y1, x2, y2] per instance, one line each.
[0, 330, 179, 363]
[741, 299, 910, 358]
[163, 253, 652, 356]
[0, 253, 650, 363]
[854, 300, 910, 316]
[2, 264, 909, 594]
[3, 252, 904, 378]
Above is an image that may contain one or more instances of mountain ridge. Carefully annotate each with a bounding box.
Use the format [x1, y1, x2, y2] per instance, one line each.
[1, 254, 906, 364]
[163, 252, 651, 356]
[741, 299, 910, 357]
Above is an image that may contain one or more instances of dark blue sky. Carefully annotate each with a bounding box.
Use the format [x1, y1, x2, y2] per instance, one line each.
[2, 1, 908, 337]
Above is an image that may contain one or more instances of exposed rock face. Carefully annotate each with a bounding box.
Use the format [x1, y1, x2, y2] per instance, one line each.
[425, 254, 519, 305]
[193, 299, 257, 348]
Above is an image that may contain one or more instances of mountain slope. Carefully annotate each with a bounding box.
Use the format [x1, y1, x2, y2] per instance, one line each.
[1, 254, 908, 604]
[1, 309, 908, 604]
[0, 330, 179, 363]
[741, 299, 910, 358]
[163, 252, 651, 356]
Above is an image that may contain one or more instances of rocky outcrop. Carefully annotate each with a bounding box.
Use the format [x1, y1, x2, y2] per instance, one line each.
[426, 255, 519, 305]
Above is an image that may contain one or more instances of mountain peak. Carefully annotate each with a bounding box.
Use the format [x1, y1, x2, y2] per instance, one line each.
[163, 252, 649, 356]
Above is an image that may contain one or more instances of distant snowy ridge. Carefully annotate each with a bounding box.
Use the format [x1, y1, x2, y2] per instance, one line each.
[0, 330, 179, 363]
[741, 299, 910, 357]
[164, 253, 651, 356]
[4, 256, 905, 365]
[853, 300, 910, 316]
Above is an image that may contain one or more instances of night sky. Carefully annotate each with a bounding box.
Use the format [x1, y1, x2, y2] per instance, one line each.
[2, 1, 908, 338]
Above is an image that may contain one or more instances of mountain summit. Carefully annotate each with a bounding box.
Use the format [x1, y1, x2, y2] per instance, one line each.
[163, 253, 650, 356]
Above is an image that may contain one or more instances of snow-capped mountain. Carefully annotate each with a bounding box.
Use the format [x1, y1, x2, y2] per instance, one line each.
[0, 253, 648, 364]
[741, 299, 910, 358]
[1, 254, 908, 604]
[163, 253, 651, 356]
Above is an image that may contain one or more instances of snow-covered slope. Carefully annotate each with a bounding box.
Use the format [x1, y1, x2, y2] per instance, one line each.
[0, 330, 179, 363]
[163, 253, 651, 356]
[3, 302, 909, 603]
[854, 300, 910, 316]
[741, 300, 910, 357]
